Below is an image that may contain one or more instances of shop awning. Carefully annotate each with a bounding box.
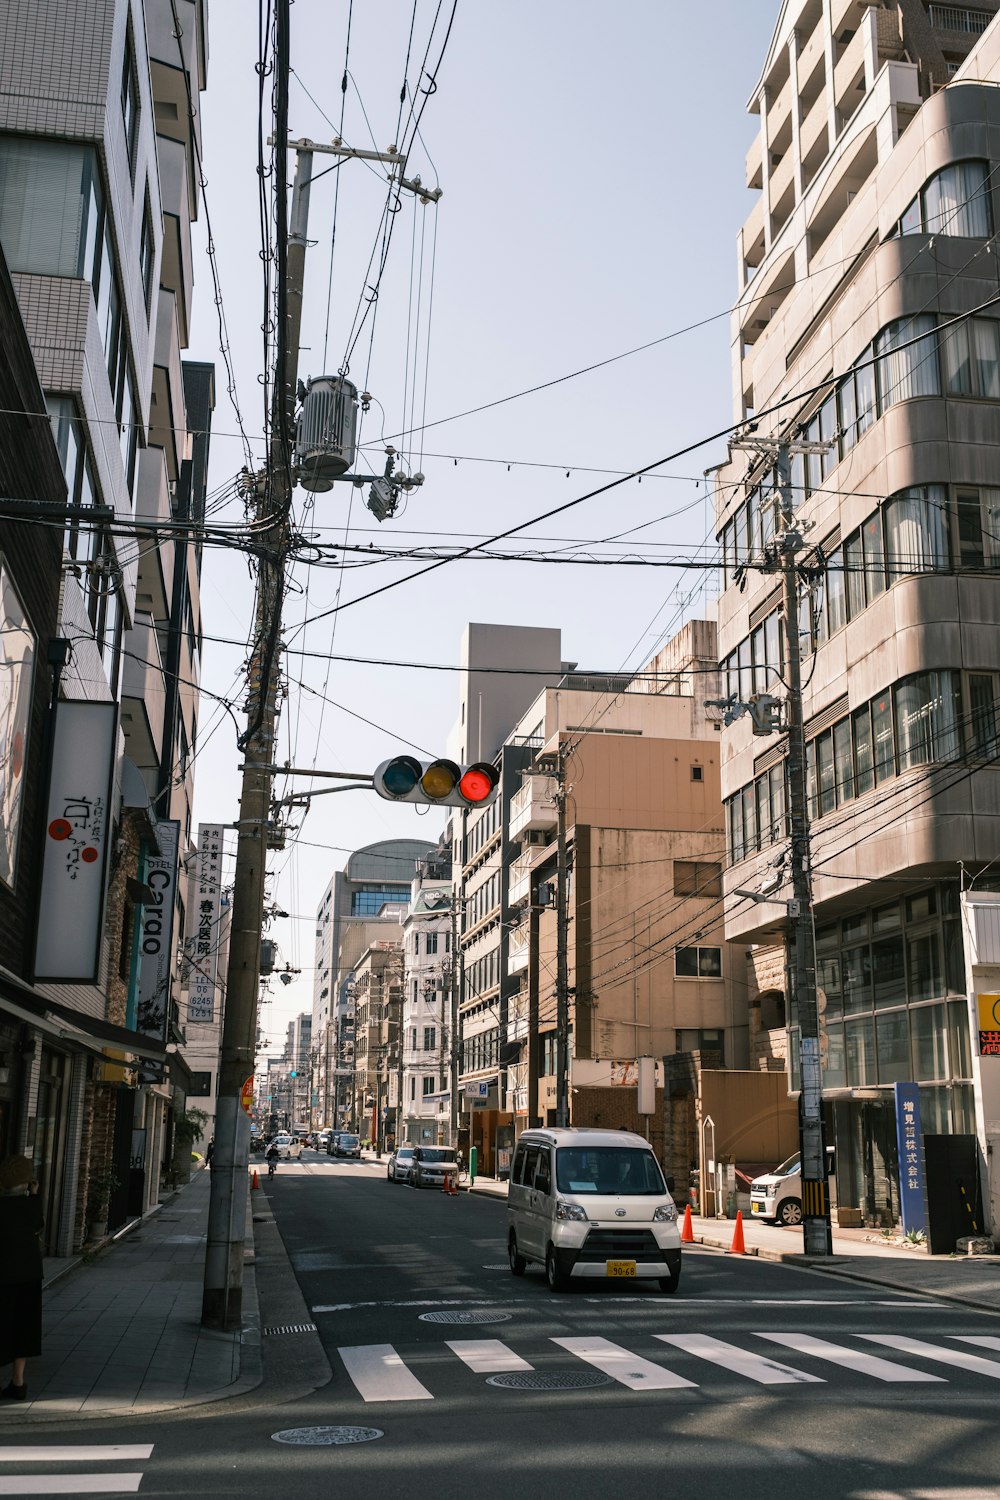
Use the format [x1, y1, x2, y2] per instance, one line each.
[0, 973, 168, 1064]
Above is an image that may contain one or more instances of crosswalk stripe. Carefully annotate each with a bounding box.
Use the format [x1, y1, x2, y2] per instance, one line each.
[758, 1333, 945, 1382]
[0, 1450, 153, 1464]
[655, 1333, 825, 1385]
[0, 1479, 143, 1496]
[445, 1339, 533, 1373]
[339, 1343, 434, 1401]
[552, 1336, 696, 1390]
[861, 1335, 1000, 1378]
[954, 1335, 1000, 1355]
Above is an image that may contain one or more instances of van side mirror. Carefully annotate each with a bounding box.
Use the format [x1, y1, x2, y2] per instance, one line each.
[665, 1175, 675, 1193]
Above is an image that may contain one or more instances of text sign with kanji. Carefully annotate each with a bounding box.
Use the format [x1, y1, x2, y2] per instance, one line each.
[976, 993, 1000, 1057]
[893, 1080, 926, 1238]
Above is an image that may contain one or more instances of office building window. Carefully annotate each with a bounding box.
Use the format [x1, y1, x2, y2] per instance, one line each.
[891, 159, 992, 240]
[673, 861, 722, 898]
[122, 31, 140, 175]
[675, 947, 722, 979]
[423, 1026, 436, 1051]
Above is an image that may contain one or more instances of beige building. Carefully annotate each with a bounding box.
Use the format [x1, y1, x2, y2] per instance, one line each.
[352, 941, 403, 1150]
[715, 2, 1000, 1230]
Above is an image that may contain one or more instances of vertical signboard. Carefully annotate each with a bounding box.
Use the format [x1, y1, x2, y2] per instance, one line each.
[188, 822, 224, 1024]
[976, 993, 1000, 1057]
[34, 701, 117, 982]
[893, 1081, 927, 1237]
[136, 819, 180, 1080]
[0, 561, 35, 889]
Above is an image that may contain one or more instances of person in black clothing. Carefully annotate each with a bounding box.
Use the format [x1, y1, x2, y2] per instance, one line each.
[265, 1143, 279, 1177]
[205, 1139, 214, 1170]
[0, 1154, 43, 1402]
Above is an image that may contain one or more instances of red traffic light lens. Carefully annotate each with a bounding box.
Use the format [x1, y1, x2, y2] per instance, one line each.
[381, 755, 422, 797]
[459, 765, 497, 803]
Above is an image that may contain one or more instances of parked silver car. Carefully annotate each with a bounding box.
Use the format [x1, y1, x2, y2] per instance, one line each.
[411, 1145, 459, 1188]
[387, 1145, 416, 1183]
[335, 1132, 362, 1159]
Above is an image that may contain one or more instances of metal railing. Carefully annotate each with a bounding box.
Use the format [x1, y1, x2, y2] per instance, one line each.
[927, 4, 992, 34]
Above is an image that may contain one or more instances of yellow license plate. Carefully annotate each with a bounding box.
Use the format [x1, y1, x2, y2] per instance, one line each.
[606, 1260, 637, 1278]
[750, 1202, 764, 1214]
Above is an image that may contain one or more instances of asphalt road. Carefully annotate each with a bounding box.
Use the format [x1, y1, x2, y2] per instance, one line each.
[5, 1152, 1000, 1500]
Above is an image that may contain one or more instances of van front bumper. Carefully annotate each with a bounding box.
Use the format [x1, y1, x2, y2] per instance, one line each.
[551, 1224, 681, 1281]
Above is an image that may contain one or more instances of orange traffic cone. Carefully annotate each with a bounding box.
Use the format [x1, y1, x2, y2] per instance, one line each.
[730, 1210, 746, 1255]
[251, 1170, 260, 1191]
[680, 1204, 694, 1243]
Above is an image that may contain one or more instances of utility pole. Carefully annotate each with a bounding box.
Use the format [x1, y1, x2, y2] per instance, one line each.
[554, 744, 570, 1129]
[720, 434, 833, 1258]
[773, 444, 832, 1256]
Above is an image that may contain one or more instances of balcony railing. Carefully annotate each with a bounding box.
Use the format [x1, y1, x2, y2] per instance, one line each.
[508, 849, 533, 907]
[509, 775, 557, 841]
[928, 4, 992, 33]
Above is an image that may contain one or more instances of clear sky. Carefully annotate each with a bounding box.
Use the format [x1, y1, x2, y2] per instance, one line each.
[185, 1, 778, 1054]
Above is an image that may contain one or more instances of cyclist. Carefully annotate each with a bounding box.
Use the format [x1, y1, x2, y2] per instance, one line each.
[266, 1143, 280, 1179]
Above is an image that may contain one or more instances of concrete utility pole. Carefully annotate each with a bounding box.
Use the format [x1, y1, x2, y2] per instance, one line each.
[554, 745, 571, 1130]
[723, 433, 833, 1258]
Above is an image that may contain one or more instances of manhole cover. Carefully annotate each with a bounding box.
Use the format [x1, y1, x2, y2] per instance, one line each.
[272, 1426, 384, 1446]
[419, 1309, 512, 1325]
[487, 1371, 612, 1391]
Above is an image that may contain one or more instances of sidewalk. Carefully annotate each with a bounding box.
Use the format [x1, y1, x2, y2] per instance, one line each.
[1, 1170, 263, 1423]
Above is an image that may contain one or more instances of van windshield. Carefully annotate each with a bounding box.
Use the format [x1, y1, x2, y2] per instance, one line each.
[555, 1147, 666, 1196]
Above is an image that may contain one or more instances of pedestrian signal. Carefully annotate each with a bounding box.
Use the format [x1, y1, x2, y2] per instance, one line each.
[373, 755, 500, 809]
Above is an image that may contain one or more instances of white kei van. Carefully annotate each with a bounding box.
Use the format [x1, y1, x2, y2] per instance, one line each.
[507, 1128, 682, 1293]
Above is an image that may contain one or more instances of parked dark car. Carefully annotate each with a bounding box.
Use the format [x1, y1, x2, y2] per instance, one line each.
[335, 1132, 361, 1159]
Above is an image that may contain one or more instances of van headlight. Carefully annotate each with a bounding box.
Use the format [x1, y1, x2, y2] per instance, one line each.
[653, 1202, 678, 1223]
[555, 1201, 588, 1222]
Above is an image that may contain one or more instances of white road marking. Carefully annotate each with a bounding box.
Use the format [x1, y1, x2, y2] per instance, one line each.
[445, 1340, 533, 1373]
[0, 1480, 143, 1496]
[953, 1335, 1000, 1354]
[656, 1333, 824, 1385]
[0, 1450, 153, 1464]
[553, 1336, 696, 1390]
[861, 1335, 1000, 1378]
[759, 1333, 945, 1382]
[339, 1343, 434, 1401]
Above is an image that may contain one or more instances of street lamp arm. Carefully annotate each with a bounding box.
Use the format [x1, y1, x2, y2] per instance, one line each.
[273, 782, 373, 809]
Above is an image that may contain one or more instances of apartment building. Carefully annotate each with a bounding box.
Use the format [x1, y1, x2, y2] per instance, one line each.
[399, 840, 453, 1146]
[310, 838, 434, 1127]
[715, 1, 1000, 1229]
[352, 940, 403, 1150]
[0, 0, 212, 1250]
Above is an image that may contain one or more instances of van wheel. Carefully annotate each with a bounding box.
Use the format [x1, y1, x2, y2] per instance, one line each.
[545, 1246, 567, 1292]
[776, 1198, 802, 1227]
[508, 1235, 526, 1276]
[658, 1268, 680, 1293]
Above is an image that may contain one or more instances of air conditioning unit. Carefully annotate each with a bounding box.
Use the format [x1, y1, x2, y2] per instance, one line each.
[525, 829, 548, 846]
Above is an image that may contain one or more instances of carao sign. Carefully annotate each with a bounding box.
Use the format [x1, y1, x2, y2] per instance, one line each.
[136, 820, 180, 1078]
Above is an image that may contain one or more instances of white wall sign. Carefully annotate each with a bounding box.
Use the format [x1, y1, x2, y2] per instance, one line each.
[34, 701, 117, 982]
[188, 822, 224, 1024]
[136, 820, 180, 1068]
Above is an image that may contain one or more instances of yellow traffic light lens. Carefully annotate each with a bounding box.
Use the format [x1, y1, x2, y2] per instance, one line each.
[421, 760, 460, 799]
[459, 766, 495, 803]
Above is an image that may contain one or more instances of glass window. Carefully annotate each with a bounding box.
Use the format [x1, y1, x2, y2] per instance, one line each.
[957, 488, 986, 568]
[871, 693, 895, 783]
[944, 919, 966, 995]
[894, 671, 961, 769]
[876, 1012, 911, 1083]
[863, 513, 885, 598]
[673, 861, 723, 898]
[907, 931, 942, 1004]
[839, 374, 858, 454]
[834, 717, 854, 805]
[742, 783, 758, 856]
[823, 1019, 847, 1087]
[843, 912, 868, 944]
[0, 138, 91, 277]
[855, 350, 877, 438]
[122, 36, 140, 174]
[853, 704, 874, 796]
[872, 901, 901, 935]
[941, 321, 973, 396]
[948, 999, 972, 1078]
[911, 1003, 948, 1081]
[826, 547, 846, 634]
[906, 888, 937, 923]
[973, 318, 1000, 399]
[875, 314, 939, 408]
[698, 947, 722, 978]
[899, 196, 921, 235]
[817, 730, 836, 817]
[872, 935, 906, 1009]
[846, 1016, 876, 1085]
[769, 762, 785, 839]
[845, 531, 865, 620]
[884, 486, 949, 575]
[675, 948, 699, 978]
[764, 610, 781, 684]
[817, 953, 842, 1018]
[843, 945, 872, 1013]
[923, 160, 991, 238]
[806, 739, 817, 821]
[970, 674, 998, 758]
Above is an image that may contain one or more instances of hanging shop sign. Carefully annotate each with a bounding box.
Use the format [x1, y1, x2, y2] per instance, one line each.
[976, 993, 1000, 1057]
[188, 823, 224, 1024]
[137, 819, 180, 1079]
[33, 700, 117, 982]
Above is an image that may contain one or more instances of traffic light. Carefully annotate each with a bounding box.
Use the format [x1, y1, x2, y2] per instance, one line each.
[373, 755, 500, 808]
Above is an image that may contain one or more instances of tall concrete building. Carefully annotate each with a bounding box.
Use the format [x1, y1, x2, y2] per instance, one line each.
[716, 1, 1000, 1233]
[0, 0, 212, 1250]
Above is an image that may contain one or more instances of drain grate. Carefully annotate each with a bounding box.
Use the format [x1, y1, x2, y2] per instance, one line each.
[487, 1370, 612, 1391]
[263, 1323, 318, 1336]
[419, 1309, 512, 1325]
[482, 1264, 509, 1270]
[272, 1426, 383, 1446]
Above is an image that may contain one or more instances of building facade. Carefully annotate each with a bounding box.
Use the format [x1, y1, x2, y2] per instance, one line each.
[399, 842, 453, 1146]
[716, 0, 1000, 1228]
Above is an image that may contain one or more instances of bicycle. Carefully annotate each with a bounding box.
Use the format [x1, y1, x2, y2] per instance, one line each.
[267, 1156, 277, 1179]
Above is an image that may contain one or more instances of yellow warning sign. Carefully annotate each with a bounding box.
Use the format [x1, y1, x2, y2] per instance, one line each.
[977, 994, 1000, 1030]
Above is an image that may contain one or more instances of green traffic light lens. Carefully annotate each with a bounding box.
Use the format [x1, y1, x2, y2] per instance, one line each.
[382, 755, 422, 797]
[421, 759, 460, 799]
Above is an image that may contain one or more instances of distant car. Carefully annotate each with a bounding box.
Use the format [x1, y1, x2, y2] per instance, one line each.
[411, 1146, 459, 1189]
[325, 1131, 342, 1155]
[270, 1133, 294, 1160]
[249, 1132, 265, 1152]
[387, 1146, 416, 1183]
[335, 1132, 361, 1159]
[316, 1130, 331, 1150]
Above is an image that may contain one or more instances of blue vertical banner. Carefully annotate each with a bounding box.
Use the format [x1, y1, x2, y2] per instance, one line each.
[893, 1081, 926, 1236]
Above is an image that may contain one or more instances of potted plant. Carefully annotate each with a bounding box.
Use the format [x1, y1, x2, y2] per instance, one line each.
[86, 1165, 121, 1241]
[169, 1106, 209, 1186]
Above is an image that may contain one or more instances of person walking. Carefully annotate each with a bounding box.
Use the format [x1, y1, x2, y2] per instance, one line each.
[0, 1155, 43, 1402]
